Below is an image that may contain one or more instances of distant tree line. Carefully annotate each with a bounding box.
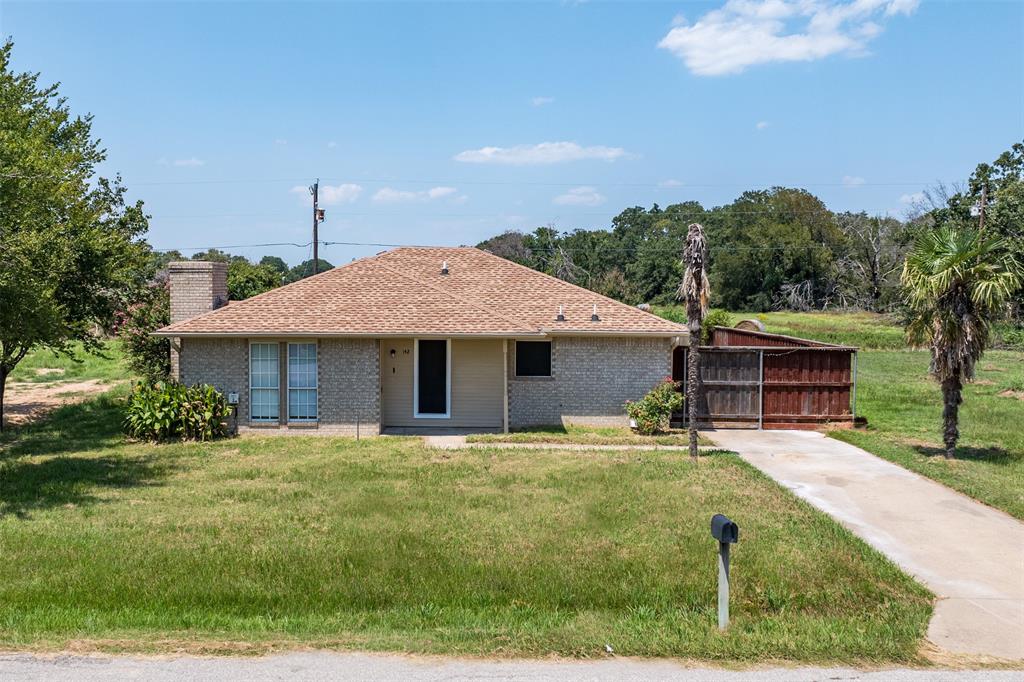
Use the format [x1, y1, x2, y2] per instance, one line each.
[477, 143, 1023, 317]
[150, 250, 334, 301]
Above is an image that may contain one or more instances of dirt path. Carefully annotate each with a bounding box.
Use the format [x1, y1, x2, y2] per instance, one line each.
[2, 379, 118, 428]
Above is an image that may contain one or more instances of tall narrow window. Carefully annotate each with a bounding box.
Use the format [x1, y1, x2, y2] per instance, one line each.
[250, 342, 280, 421]
[288, 343, 318, 422]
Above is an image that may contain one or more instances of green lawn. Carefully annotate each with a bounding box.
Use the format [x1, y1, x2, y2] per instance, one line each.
[466, 424, 712, 447]
[7, 340, 127, 384]
[831, 350, 1024, 519]
[0, 390, 931, 662]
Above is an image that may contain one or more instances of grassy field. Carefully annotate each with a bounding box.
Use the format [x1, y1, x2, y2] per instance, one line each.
[831, 350, 1024, 519]
[466, 424, 711, 447]
[0, 390, 931, 662]
[653, 307, 1024, 351]
[7, 340, 127, 384]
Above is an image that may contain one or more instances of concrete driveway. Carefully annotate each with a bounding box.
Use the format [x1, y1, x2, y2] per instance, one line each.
[710, 430, 1024, 661]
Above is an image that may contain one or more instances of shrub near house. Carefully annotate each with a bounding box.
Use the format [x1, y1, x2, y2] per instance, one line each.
[626, 378, 683, 435]
[123, 382, 231, 441]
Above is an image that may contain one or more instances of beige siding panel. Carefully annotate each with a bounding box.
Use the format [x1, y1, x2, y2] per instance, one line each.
[380, 338, 503, 428]
[451, 339, 503, 428]
[380, 339, 415, 427]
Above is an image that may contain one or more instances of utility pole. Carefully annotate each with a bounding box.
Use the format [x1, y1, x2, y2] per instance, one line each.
[311, 179, 320, 275]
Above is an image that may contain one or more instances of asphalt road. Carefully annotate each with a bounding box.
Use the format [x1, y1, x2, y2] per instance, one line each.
[0, 653, 1019, 681]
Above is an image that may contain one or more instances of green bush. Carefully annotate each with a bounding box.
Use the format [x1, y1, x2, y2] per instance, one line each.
[995, 323, 1024, 351]
[625, 378, 684, 435]
[701, 308, 733, 343]
[123, 381, 231, 442]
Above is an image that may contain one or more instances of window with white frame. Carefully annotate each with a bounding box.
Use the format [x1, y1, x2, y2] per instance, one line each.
[250, 342, 280, 421]
[288, 342, 318, 421]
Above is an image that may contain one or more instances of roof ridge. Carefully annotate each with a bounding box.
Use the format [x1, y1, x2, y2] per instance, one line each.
[158, 251, 394, 332]
[470, 247, 684, 329]
[372, 259, 538, 333]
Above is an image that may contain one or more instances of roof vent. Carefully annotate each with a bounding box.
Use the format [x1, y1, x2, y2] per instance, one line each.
[591, 304, 600, 322]
[441, 260, 449, 275]
[556, 305, 566, 322]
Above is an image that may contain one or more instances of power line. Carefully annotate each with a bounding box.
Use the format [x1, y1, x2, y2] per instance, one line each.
[3, 170, 952, 189]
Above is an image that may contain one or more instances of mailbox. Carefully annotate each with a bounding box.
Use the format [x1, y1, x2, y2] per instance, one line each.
[227, 392, 239, 405]
[710, 514, 739, 544]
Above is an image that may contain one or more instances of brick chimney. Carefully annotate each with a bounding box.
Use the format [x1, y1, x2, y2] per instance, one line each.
[167, 261, 228, 378]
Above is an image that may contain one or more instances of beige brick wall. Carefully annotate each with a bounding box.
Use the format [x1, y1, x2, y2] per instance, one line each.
[168, 261, 228, 379]
[179, 337, 248, 430]
[508, 336, 672, 428]
[178, 337, 381, 436]
[317, 338, 380, 436]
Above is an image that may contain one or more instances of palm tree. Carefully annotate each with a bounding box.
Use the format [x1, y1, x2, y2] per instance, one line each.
[679, 223, 710, 461]
[901, 225, 1021, 458]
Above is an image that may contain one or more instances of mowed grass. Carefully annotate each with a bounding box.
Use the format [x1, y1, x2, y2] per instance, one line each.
[831, 350, 1024, 519]
[466, 424, 712, 447]
[7, 340, 127, 384]
[0, 390, 931, 661]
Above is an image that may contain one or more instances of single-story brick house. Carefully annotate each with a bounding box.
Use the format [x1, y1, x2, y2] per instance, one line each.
[155, 247, 688, 435]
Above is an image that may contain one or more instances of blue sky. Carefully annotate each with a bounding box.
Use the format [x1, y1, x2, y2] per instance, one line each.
[3, 1, 1021, 266]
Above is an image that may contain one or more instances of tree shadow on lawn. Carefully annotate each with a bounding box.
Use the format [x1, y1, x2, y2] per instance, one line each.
[911, 443, 1022, 466]
[0, 393, 174, 518]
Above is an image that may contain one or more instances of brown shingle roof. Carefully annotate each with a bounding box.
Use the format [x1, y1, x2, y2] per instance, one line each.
[155, 247, 687, 337]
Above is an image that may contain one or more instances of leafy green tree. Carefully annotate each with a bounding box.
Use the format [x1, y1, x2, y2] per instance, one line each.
[709, 188, 840, 310]
[936, 142, 1024, 315]
[901, 225, 1021, 458]
[0, 40, 150, 429]
[259, 255, 289, 277]
[115, 283, 170, 381]
[286, 258, 335, 283]
[228, 260, 281, 300]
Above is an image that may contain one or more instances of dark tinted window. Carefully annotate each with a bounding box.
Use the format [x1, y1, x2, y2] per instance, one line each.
[417, 340, 447, 414]
[516, 341, 551, 377]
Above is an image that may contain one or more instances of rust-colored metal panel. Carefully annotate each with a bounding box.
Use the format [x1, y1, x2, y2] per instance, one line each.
[762, 348, 852, 420]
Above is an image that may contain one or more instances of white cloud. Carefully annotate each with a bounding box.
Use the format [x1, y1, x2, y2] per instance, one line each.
[372, 186, 459, 203]
[756, 120, 770, 130]
[842, 175, 866, 187]
[531, 96, 555, 107]
[900, 191, 925, 204]
[274, 138, 288, 146]
[290, 183, 364, 205]
[658, 179, 683, 188]
[454, 141, 629, 165]
[658, 0, 920, 76]
[173, 157, 205, 167]
[327, 141, 338, 149]
[553, 186, 606, 206]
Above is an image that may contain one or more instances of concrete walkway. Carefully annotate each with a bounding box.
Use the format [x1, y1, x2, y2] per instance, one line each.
[709, 430, 1024, 661]
[0, 653, 1018, 681]
[422, 434, 714, 452]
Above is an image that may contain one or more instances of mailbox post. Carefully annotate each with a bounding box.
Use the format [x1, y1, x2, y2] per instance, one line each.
[710, 514, 739, 630]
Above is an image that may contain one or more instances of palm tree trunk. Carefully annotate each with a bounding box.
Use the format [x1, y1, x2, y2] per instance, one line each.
[941, 374, 962, 459]
[687, 337, 700, 460]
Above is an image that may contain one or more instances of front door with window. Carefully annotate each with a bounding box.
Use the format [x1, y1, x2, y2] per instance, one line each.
[415, 339, 449, 418]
